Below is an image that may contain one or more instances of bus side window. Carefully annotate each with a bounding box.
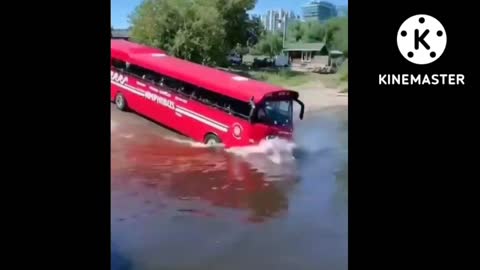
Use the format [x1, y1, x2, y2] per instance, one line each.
[163, 76, 182, 92]
[146, 71, 161, 85]
[179, 83, 196, 97]
[257, 107, 266, 121]
[208, 91, 221, 107]
[197, 88, 215, 105]
[142, 71, 161, 83]
[157, 77, 165, 86]
[194, 87, 205, 102]
[227, 97, 250, 118]
[127, 64, 150, 79]
[112, 58, 126, 71]
[187, 84, 198, 99]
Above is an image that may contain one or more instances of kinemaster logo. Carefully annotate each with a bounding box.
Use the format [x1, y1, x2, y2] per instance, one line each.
[379, 14, 465, 86]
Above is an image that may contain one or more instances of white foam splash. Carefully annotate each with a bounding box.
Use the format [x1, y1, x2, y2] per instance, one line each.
[164, 135, 297, 165]
[164, 136, 298, 179]
[227, 138, 296, 165]
[225, 138, 299, 181]
[163, 136, 221, 148]
[162, 136, 299, 182]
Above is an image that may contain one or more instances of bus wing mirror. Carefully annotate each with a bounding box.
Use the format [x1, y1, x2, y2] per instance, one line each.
[248, 104, 256, 122]
[248, 97, 256, 123]
[295, 99, 304, 120]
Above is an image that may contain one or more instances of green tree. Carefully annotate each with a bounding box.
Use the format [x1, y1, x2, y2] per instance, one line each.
[212, 0, 257, 48]
[129, 0, 256, 65]
[286, 21, 305, 42]
[303, 21, 325, 42]
[325, 17, 348, 56]
[286, 20, 326, 43]
[246, 14, 264, 47]
[254, 32, 283, 58]
[232, 43, 249, 56]
[129, 0, 182, 50]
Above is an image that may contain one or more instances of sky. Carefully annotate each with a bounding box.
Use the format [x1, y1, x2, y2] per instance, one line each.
[111, 0, 348, 29]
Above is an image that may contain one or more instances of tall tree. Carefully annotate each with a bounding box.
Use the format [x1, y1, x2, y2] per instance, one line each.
[212, 0, 257, 48]
[325, 17, 348, 56]
[245, 14, 264, 47]
[303, 21, 325, 43]
[129, 0, 256, 65]
[287, 20, 326, 43]
[254, 32, 283, 58]
[287, 21, 305, 42]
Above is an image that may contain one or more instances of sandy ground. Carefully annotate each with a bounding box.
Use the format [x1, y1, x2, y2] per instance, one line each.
[292, 82, 348, 113]
[222, 65, 348, 112]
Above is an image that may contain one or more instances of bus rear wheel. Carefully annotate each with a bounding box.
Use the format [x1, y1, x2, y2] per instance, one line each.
[204, 134, 221, 146]
[115, 93, 128, 111]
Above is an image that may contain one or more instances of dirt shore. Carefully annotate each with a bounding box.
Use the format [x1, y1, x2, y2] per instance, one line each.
[292, 84, 348, 112]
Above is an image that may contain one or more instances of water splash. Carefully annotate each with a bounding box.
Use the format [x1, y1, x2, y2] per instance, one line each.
[164, 135, 298, 165]
[227, 138, 297, 165]
[164, 136, 213, 148]
[162, 136, 299, 181]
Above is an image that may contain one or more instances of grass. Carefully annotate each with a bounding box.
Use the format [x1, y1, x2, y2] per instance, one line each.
[222, 55, 349, 91]
[224, 65, 343, 88]
[241, 54, 269, 64]
[249, 69, 317, 87]
[316, 60, 348, 91]
[338, 60, 348, 82]
[220, 65, 314, 87]
[337, 60, 348, 92]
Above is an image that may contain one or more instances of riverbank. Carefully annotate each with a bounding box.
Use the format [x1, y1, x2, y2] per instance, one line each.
[295, 86, 348, 112]
[221, 65, 348, 112]
[288, 71, 348, 113]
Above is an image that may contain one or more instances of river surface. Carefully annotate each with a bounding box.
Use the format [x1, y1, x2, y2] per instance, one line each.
[111, 104, 348, 270]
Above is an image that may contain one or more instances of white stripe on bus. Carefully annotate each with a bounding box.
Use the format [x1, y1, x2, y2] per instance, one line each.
[158, 90, 171, 97]
[175, 107, 228, 133]
[112, 81, 229, 133]
[175, 106, 229, 129]
[111, 81, 145, 97]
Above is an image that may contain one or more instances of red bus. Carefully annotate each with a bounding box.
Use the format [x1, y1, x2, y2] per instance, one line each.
[111, 39, 305, 148]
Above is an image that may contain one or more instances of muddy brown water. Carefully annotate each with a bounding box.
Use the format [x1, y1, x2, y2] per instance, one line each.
[111, 104, 348, 270]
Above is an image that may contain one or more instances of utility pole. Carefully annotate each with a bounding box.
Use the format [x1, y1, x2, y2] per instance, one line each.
[282, 14, 288, 56]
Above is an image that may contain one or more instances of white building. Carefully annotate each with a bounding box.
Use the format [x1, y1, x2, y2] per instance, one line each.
[260, 9, 297, 32]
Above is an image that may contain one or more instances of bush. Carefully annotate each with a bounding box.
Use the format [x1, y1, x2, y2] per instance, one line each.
[338, 59, 348, 82]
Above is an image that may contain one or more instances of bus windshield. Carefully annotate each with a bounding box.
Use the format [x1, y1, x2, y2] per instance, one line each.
[256, 100, 293, 127]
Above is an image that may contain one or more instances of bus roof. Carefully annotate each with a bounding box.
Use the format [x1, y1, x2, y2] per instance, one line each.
[111, 39, 166, 61]
[111, 40, 298, 103]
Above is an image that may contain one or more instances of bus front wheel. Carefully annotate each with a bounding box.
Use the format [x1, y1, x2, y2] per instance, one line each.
[115, 93, 128, 111]
[204, 133, 221, 146]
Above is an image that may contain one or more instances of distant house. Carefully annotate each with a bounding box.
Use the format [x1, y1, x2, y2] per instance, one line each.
[282, 42, 329, 67]
[111, 28, 131, 40]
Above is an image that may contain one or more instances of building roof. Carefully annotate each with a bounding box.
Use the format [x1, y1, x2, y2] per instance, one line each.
[111, 40, 298, 103]
[329, 50, 344, 55]
[282, 42, 326, 52]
